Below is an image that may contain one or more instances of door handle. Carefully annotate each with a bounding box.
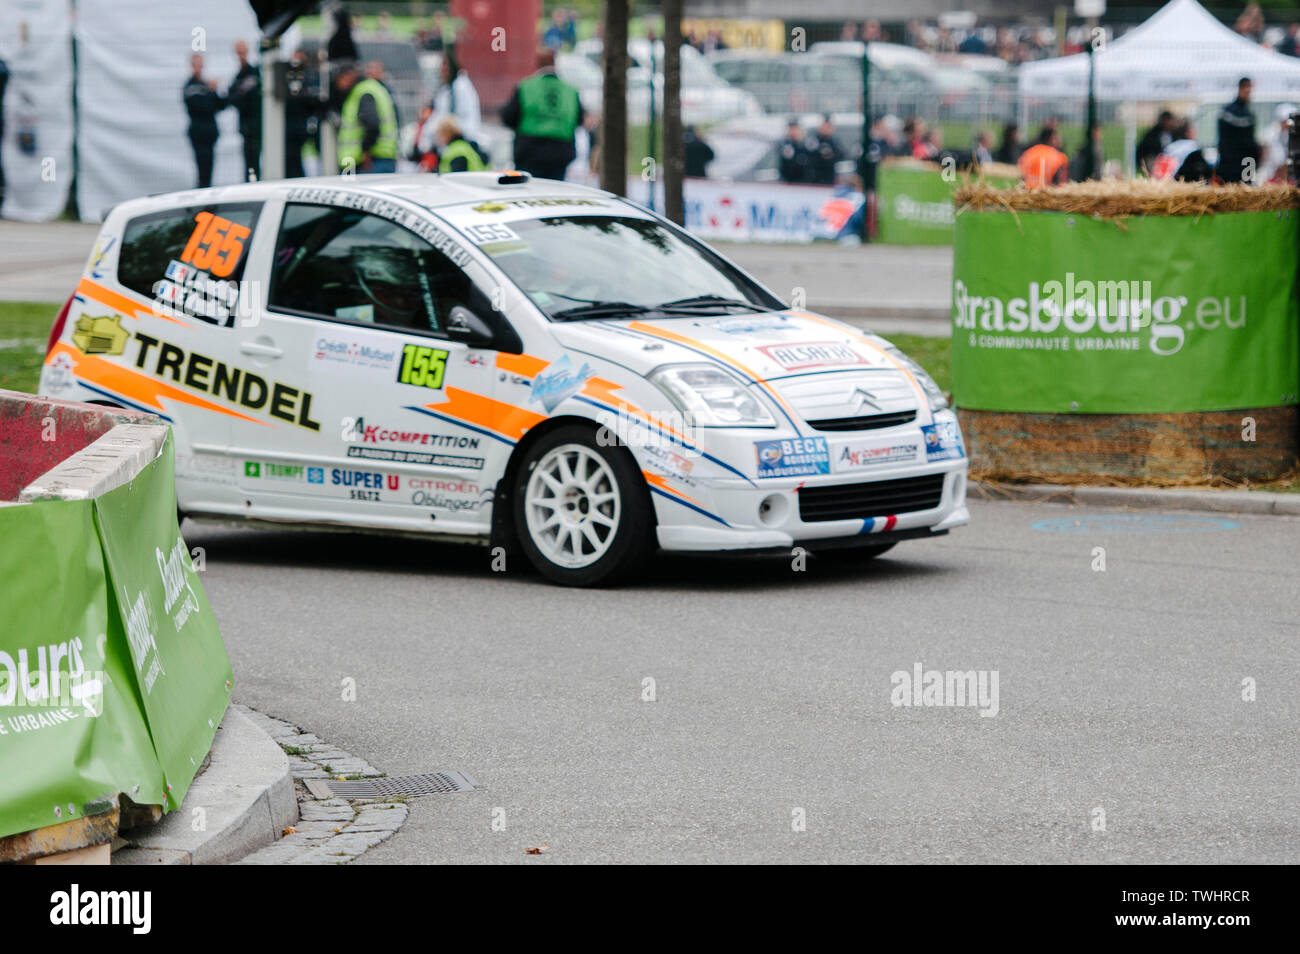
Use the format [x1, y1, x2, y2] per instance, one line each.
[240, 341, 283, 358]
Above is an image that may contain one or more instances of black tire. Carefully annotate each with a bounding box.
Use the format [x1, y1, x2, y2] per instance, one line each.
[512, 424, 653, 587]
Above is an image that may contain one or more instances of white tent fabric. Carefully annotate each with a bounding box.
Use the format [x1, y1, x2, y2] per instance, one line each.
[0, 0, 74, 222]
[75, 0, 260, 222]
[1019, 0, 1300, 103]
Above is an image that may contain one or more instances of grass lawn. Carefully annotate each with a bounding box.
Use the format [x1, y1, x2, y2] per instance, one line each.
[884, 332, 950, 396]
[0, 301, 58, 394]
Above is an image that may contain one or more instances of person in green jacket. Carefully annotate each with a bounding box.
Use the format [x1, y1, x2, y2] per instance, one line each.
[500, 48, 583, 180]
[337, 61, 398, 173]
[435, 116, 487, 173]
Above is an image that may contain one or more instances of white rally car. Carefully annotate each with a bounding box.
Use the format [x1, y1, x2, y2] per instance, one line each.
[39, 172, 968, 585]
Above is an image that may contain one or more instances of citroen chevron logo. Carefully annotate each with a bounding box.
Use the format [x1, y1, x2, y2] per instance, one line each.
[851, 387, 882, 412]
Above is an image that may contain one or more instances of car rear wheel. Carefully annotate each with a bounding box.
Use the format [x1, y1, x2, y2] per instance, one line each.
[514, 425, 653, 586]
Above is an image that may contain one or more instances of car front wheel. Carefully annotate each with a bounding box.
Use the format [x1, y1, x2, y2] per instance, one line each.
[513, 425, 653, 586]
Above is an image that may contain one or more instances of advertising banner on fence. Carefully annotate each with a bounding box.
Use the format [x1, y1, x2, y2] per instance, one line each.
[0, 435, 231, 840]
[952, 210, 1300, 414]
[632, 178, 835, 243]
[876, 163, 1019, 245]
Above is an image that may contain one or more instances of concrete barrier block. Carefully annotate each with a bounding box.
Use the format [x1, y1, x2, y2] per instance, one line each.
[19, 423, 170, 502]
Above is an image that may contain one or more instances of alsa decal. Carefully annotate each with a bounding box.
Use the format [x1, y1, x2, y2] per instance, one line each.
[921, 421, 965, 462]
[72, 314, 130, 355]
[755, 437, 830, 478]
[395, 343, 449, 390]
[756, 341, 867, 371]
[529, 355, 592, 412]
[132, 332, 321, 430]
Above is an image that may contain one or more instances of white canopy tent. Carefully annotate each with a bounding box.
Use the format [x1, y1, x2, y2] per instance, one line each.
[1019, 0, 1300, 103]
[1018, 0, 1300, 175]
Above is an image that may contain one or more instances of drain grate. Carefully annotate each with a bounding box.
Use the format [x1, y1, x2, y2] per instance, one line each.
[304, 771, 477, 801]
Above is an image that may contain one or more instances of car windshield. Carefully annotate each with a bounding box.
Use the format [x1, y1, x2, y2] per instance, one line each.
[476, 215, 781, 320]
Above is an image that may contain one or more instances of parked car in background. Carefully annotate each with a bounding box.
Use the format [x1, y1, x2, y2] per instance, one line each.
[706, 113, 864, 182]
[573, 38, 761, 125]
[708, 52, 865, 115]
[809, 40, 1011, 124]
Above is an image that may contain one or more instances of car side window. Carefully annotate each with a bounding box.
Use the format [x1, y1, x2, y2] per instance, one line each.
[117, 201, 262, 327]
[269, 203, 475, 335]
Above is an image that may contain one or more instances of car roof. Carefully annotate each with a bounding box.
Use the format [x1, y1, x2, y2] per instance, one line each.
[121, 173, 619, 219]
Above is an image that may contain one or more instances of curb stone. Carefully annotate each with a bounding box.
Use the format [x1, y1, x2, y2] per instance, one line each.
[969, 479, 1300, 516]
[113, 705, 296, 865]
[233, 706, 409, 865]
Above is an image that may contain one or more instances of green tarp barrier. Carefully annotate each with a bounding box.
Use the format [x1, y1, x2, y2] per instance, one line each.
[0, 433, 232, 840]
[952, 209, 1300, 414]
[876, 164, 1017, 245]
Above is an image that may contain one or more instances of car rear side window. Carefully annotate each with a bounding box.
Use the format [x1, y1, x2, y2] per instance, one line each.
[117, 201, 262, 327]
[269, 203, 475, 336]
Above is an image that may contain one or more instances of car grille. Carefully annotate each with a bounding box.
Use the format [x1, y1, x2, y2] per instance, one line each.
[768, 370, 918, 430]
[806, 410, 917, 431]
[798, 473, 946, 523]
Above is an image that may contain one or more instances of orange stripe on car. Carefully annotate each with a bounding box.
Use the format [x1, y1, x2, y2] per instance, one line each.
[641, 469, 702, 507]
[424, 386, 547, 443]
[77, 277, 191, 327]
[48, 341, 268, 425]
[624, 320, 799, 419]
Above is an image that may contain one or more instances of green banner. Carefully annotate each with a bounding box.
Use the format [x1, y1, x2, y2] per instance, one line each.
[0, 433, 232, 841]
[876, 165, 1016, 245]
[952, 210, 1300, 413]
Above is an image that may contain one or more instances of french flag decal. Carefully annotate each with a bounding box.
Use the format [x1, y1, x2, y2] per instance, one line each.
[860, 515, 897, 534]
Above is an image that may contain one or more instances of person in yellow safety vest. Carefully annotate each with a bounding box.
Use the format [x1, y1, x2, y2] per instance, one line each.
[500, 48, 583, 180]
[337, 61, 399, 173]
[1019, 127, 1069, 189]
[435, 116, 487, 173]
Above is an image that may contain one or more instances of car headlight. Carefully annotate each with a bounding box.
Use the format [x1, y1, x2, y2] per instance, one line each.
[650, 364, 776, 427]
[885, 347, 948, 412]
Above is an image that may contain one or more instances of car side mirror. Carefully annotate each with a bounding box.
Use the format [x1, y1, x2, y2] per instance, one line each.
[445, 305, 497, 348]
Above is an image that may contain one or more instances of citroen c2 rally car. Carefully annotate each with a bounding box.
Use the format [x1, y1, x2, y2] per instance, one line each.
[40, 172, 968, 585]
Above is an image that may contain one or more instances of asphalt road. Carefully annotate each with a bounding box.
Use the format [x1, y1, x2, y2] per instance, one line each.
[188, 499, 1300, 864]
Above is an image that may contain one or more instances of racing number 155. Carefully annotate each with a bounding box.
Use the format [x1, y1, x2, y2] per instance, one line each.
[180, 211, 251, 278]
[397, 344, 449, 390]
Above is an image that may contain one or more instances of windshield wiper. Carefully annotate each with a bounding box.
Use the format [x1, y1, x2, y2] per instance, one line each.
[654, 295, 768, 312]
[550, 300, 654, 320]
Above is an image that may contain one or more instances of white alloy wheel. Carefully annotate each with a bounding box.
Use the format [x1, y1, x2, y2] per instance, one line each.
[523, 443, 622, 569]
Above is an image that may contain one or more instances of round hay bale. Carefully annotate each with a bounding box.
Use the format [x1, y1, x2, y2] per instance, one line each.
[960, 406, 1299, 484]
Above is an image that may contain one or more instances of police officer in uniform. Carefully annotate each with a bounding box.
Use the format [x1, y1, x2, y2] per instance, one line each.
[1217, 77, 1260, 184]
[183, 53, 227, 188]
[227, 39, 261, 181]
[501, 48, 583, 180]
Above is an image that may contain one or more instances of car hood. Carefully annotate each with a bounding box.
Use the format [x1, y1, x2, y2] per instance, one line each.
[549, 310, 899, 383]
